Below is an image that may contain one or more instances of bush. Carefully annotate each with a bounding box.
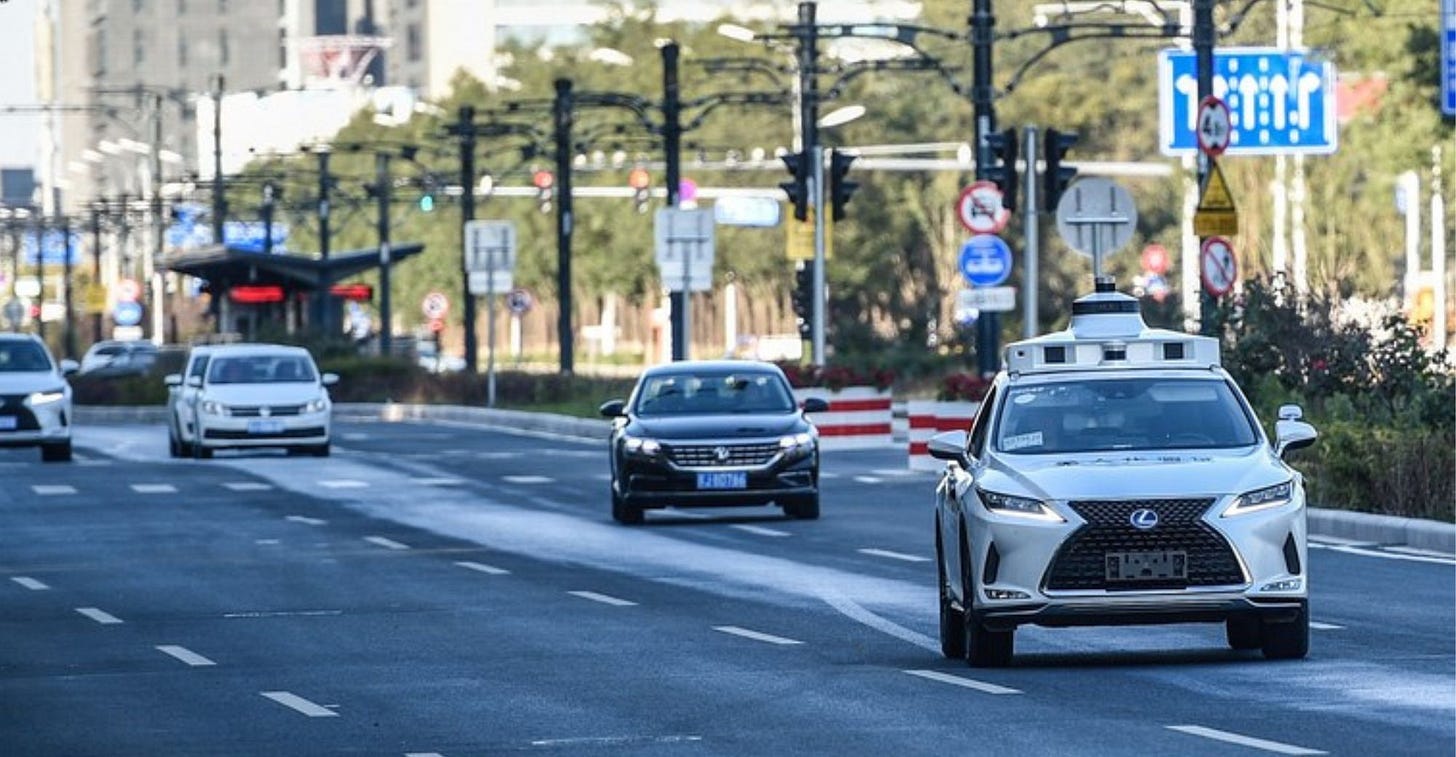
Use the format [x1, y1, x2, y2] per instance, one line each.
[775, 362, 895, 391]
[937, 372, 991, 402]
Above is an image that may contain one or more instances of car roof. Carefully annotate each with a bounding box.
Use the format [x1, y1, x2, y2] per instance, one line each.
[188, 343, 313, 357]
[0, 332, 44, 343]
[640, 359, 784, 377]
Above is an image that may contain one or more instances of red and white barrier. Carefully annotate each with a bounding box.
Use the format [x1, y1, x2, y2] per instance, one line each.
[795, 387, 894, 450]
[908, 400, 981, 471]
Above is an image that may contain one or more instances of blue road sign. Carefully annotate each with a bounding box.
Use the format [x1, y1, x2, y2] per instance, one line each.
[113, 300, 143, 327]
[1159, 47, 1337, 156]
[222, 221, 289, 253]
[1443, 0, 1455, 116]
[958, 235, 1013, 287]
[21, 230, 83, 266]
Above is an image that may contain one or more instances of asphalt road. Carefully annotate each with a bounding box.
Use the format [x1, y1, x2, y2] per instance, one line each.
[1, 420, 1451, 756]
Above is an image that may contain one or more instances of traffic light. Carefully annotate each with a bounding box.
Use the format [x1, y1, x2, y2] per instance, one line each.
[780, 151, 809, 222]
[828, 150, 859, 222]
[984, 129, 1018, 212]
[533, 170, 554, 214]
[791, 262, 814, 340]
[628, 167, 650, 214]
[1042, 128, 1079, 213]
[418, 175, 436, 213]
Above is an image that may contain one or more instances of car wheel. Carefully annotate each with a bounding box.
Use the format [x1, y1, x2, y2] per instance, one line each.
[168, 430, 181, 458]
[40, 441, 72, 463]
[311, 442, 331, 457]
[198, 446, 214, 459]
[783, 493, 820, 520]
[961, 522, 1014, 668]
[937, 526, 968, 660]
[610, 484, 643, 525]
[1260, 604, 1309, 660]
[1226, 615, 1263, 650]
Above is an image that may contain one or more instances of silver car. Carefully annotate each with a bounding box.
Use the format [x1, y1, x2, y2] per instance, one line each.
[0, 333, 79, 462]
[931, 280, 1317, 666]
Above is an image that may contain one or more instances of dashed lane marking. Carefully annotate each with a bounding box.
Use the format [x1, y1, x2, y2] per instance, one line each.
[285, 515, 327, 526]
[255, 539, 281, 546]
[870, 469, 919, 477]
[31, 485, 76, 495]
[411, 477, 466, 486]
[223, 482, 274, 492]
[319, 480, 368, 489]
[130, 484, 177, 494]
[730, 524, 790, 538]
[455, 561, 510, 575]
[904, 669, 1022, 695]
[364, 536, 410, 551]
[76, 607, 123, 624]
[712, 626, 802, 646]
[853, 476, 883, 484]
[11, 577, 49, 590]
[858, 548, 931, 563]
[260, 691, 339, 718]
[156, 645, 217, 667]
[528, 736, 703, 748]
[503, 475, 553, 484]
[818, 472, 841, 480]
[405, 753, 446, 757]
[223, 609, 342, 619]
[568, 591, 638, 607]
[1167, 725, 1325, 755]
[1310, 621, 1345, 631]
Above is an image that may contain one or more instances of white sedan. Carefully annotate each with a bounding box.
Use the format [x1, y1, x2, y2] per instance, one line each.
[166, 344, 337, 458]
[0, 333, 78, 462]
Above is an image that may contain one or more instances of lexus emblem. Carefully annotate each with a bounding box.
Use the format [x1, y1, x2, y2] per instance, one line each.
[1129, 508, 1159, 530]
[714, 446, 731, 462]
[259, 406, 271, 418]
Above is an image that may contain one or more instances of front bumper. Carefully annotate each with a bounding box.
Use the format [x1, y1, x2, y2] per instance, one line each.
[978, 594, 1306, 631]
[0, 396, 70, 448]
[617, 447, 818, 508]
[196, 412, 330, 448]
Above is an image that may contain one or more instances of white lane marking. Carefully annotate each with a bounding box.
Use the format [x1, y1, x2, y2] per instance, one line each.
[32, 485, 76, 495]
[156, 645, 217, 667]
[529, 736, 702, 748]
[568, 590, 637, 607]
[730, 524, 790, 538]
[130, 484, 177, 494]
[405, 753, 445, 757]
[818, 472, 841, 480]
[285, 515, 327, 526]
[1325, 543, 1455, 566]
[255, 539, 281, 546]
[223, 482, 273, 492]
[503, 475, 553, 484]
[411, 477, 465, 486]
[455, 561, 510, 575]
[11, 576, 49, 590]
[1167, 725, 1326, 755]
[1386, 545, 1456, 559]
[260, 691, 339, 718]
[1310, 621, 1345, 631]
[76, 460, 113, 467]
[364, 536, 410, 551]
[319, 479, 368, 489]
[1308, 536, 1377, 547]
[224, 609, 342, 619]
[478, 451, 522, 460]
[712, 625, 802, 646]
[858, 548, 931, 563]
[815, 587, 940, 654]
[853, 476, 883, 484]
[904, 669, 1022, 695]
[76, 607, 123, 624]
[668, 509, 709, 519]
[871, 469, 918, 477]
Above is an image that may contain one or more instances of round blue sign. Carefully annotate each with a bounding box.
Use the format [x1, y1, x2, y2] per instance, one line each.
[958, 235, 1013, 287]
[113, 300, 143, 327]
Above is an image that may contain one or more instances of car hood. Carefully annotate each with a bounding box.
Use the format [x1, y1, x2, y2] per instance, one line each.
[0, 372, 65, 395]
[982, 446, 1287, 501]
[629, 413, 806, 440]
[201, 384, 325, 405]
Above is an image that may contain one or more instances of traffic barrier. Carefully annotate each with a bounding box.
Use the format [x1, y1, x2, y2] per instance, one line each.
[907, 400, 980, 471]
[794, 387, 894, 450]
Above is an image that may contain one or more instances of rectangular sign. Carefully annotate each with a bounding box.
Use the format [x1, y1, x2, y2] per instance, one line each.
[714, 196, 781, 228]
[468, 270, 513, 296]
[465, 220, 517, 274]
[1444, 0, 1455, 116]
[785, 211, 833, 261]
[956, 286, 1016, 313]
[655, 208, 715, 292]
[1159, 47, 1338, 156]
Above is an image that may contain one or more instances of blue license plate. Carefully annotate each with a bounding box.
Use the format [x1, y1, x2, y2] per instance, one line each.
[697, 471, 747, 490]
[246, 419, 285, 434]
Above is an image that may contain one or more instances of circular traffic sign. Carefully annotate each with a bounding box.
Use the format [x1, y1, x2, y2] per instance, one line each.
[1141, 243, 1170, 275]
[506, 288, 533, 315]
[1200, 236, 1238, 297]
[421, 291, 449, 319]
[1054, 177, 1138, 258]
[116, 278, 141, 303]
[113, 300, 143, 327]
[958, 235, 1013, 287]
[956, 181, 1011, 235]
[1196, 96, 1232, 157]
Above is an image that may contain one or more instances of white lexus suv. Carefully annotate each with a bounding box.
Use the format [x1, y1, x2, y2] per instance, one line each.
[931, 279, 1317, 666]
[0, 333, 78, 462]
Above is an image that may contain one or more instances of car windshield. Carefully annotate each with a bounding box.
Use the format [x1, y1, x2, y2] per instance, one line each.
[994, 377, 1260, 454]
[0, 341, 53, 373]
[207, 355, 317, 384]
[633, 371, 795, 416]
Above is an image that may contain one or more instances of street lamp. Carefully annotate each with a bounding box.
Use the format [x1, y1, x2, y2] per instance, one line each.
[818, 104, 865, 129]
[716, 23, 757, 43]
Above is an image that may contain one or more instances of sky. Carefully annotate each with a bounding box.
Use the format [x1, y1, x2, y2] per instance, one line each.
[0, 0, 40, 170]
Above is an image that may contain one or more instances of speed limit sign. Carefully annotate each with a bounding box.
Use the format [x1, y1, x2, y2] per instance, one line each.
[1196, 96, 1232, 157]
[421, 291, 449, 319]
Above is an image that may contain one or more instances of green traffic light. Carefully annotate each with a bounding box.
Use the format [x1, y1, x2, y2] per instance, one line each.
[419, 194, 435, 213]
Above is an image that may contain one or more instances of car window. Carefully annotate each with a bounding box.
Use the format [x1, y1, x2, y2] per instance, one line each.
[968, 386, 998, 459]
[633, 371, 794, 416]
[93, 345, 125, 357]
[0, 341, 53, 373]
[188, 355, 210, 379]
[994, 377, 1260, 454]
[208, 355, 318, 384]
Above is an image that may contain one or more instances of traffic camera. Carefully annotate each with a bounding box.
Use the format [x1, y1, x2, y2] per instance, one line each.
[828, 150, 859, 222]
[780, 151, 809, 222]
[984, 129, 1018, 212]
[1042, 128, 1079, 213]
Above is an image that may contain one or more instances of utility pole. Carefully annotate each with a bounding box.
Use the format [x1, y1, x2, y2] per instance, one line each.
[316, 147, 332, 336]
[458, 105, 478, 373]
[970, 0, 1000, 375]
[211, 75, 225, 245]
[33, 214, 45, 341]
[794, 1, 827, 367]
[553, 78, 575, 375]
[62, 212, 75, 359]
[261, 181, 276, 254]
[1194, 0, 1215, 335]
[662, 42, 688, 361]
[374, 152, 393, 356]
[91, 201, 103, 343]
[149, 91, 165, 345]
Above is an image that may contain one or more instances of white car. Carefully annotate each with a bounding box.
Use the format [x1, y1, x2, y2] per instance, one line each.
[165, 343, 337, 458]
[0, 333, 78, 462]
[930, 279, 1318, 667]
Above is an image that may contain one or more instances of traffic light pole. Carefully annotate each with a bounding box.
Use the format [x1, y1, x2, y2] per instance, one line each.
[316, 148, 332, 337]
[1194, 0, 1216, 336]
[553, 79, 575, 375]
[458, 105, 479, 373]
[971, 0, 1000, 376]
[1023, 125, 1039, 338]
[795, 1, 825, 366]
[662, 42, 689, 361]
[62, 213, 75, 359]
[811, 145, 826, 365]
[374, 153, 393, 356]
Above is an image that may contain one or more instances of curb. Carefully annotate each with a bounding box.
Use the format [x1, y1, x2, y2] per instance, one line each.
[73, 403, 1453, 554]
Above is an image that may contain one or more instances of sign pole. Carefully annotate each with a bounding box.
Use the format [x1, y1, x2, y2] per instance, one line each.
[1023, 126, 1039, 338]
[682, 233, 691, 361]
[811, 144, 826, 366]
[1194, 0, 1216, 334]
[487, 239, 497, 408]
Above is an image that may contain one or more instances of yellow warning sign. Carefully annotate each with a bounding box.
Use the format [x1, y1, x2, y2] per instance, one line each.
[83, 284, 107, 314]
[786, 210, 833, 261]
[1194, 161, 1238, 236]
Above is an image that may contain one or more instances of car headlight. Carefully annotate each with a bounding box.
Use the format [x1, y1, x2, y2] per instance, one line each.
[200, 400, 227, 416]
[305, 397, 329, 413]
[778, 432, 814, 455]
[27, 389, 65, 405]
[622, 436, 661, 457]
[976, 487, 1064, 522]
[1224, 480, 1295, 517]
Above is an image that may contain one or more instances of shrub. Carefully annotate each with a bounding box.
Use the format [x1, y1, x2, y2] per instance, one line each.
[937, 372, 991, 402]
[775, 362, 895, 391]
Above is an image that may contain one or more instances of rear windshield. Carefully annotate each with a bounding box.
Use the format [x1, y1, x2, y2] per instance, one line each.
[633, 371, 795, 416]
[0, 341, 53, 373]
[207, 355, 318, 384]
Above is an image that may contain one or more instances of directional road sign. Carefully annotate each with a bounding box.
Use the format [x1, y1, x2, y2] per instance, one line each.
[1200, 236, 1238, 297]
[1196, 96, 1232, 156]
[956, 181, 1011, 235]
[958, 235, 1013, 287]
[1159, 47, 1337, 156]
[1444, 0, 1455, 116]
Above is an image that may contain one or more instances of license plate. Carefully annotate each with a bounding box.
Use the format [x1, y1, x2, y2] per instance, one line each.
[1106, 550, 1188, 581]
[0, 416, 15, 431]
[697, 471, 747, 490]
[246, 419, 285, 435]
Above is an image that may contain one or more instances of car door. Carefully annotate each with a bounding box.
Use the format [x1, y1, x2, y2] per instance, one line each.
[943, 385, 997, 603]
[176, 354, 210, 440]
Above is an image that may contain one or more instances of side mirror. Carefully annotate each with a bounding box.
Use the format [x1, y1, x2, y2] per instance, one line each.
[186, 375, 203, 388]
[1275, 419, 1317, 459]
[801, 397, 830, 414]
[927, 430, 971, 469]
[321, 372, 340, 386]
[59, 359, 79, 377]
[599, 399, 626, 418]
[164, 373, 183, 387]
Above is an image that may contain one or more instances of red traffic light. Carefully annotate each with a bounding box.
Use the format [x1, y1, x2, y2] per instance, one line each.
[627, 167, 650, 190]
[532, 170, 554, 189]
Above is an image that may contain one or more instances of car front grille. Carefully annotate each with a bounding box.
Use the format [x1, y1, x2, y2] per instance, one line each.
[665, 442, 781, 468]
[0, 394, 40, 431]
[205, 426, 326, 440]
[229, 405, 305, 417]
[1044, 498, 1246, 591]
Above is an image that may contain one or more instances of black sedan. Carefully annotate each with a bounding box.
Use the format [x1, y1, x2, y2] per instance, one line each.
[600, 360, 829, 525]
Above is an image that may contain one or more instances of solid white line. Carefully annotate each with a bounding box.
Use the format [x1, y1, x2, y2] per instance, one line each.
[816, 586, 940, 653]
[904, 669, 1022, 695]
[1328, 544, 1455, 566]
[853, 476, 884, 484]
[1167, 725, 1325, 755]
[503, 475, 553, 484]
[455, 561, 510, 575]
[156, 645, 216, 667]
[11, 576, 49, 590]
[319, 480, 368, 489]
[411, 477, 465, 486]
[712, 625, 802, 646]
[730, 524, 791, 538]
[285, 515, 327, 526]
[364, 536, 410, 551]
[32, 485, 76, 495]
[1309, 621, 1345, 631]
[858, 548, 931, 563]
[1308, 536, 1377, 547]
[568, 590, 638, 607]
[130, 484, 177, 494]
[260, 691, 338, 718]
[223, 482, 273, 492]
[405, 753, 446, 757]
[76, 607, 123, 624]
[1386, 545, 1456, 559]
[870, 469, 918, 477]
[223, 609, 342, 619]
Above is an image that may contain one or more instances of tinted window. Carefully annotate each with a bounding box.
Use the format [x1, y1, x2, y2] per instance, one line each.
[968, 386, 998, 459]
[633, 371, 795, 416]
[207, 355, 318, 384]
[0, 341, 53, 373]
[995, 377, 1259, 454]
[188, 355, 210, 379]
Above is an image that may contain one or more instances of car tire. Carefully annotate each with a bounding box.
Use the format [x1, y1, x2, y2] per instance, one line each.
[311, 443, 331, 457]
[40, 441, 72, 463]
[1226, 615, 1263, 650]
[168, 431, 182, 458]
[198, 446, 214, 459]
[961, 522, 1014, 668]
[610, 484, 643, 525]
[1260, 604, 1309, 660]
[937, 527, 968, 660]
[783, 493, 820, 520]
